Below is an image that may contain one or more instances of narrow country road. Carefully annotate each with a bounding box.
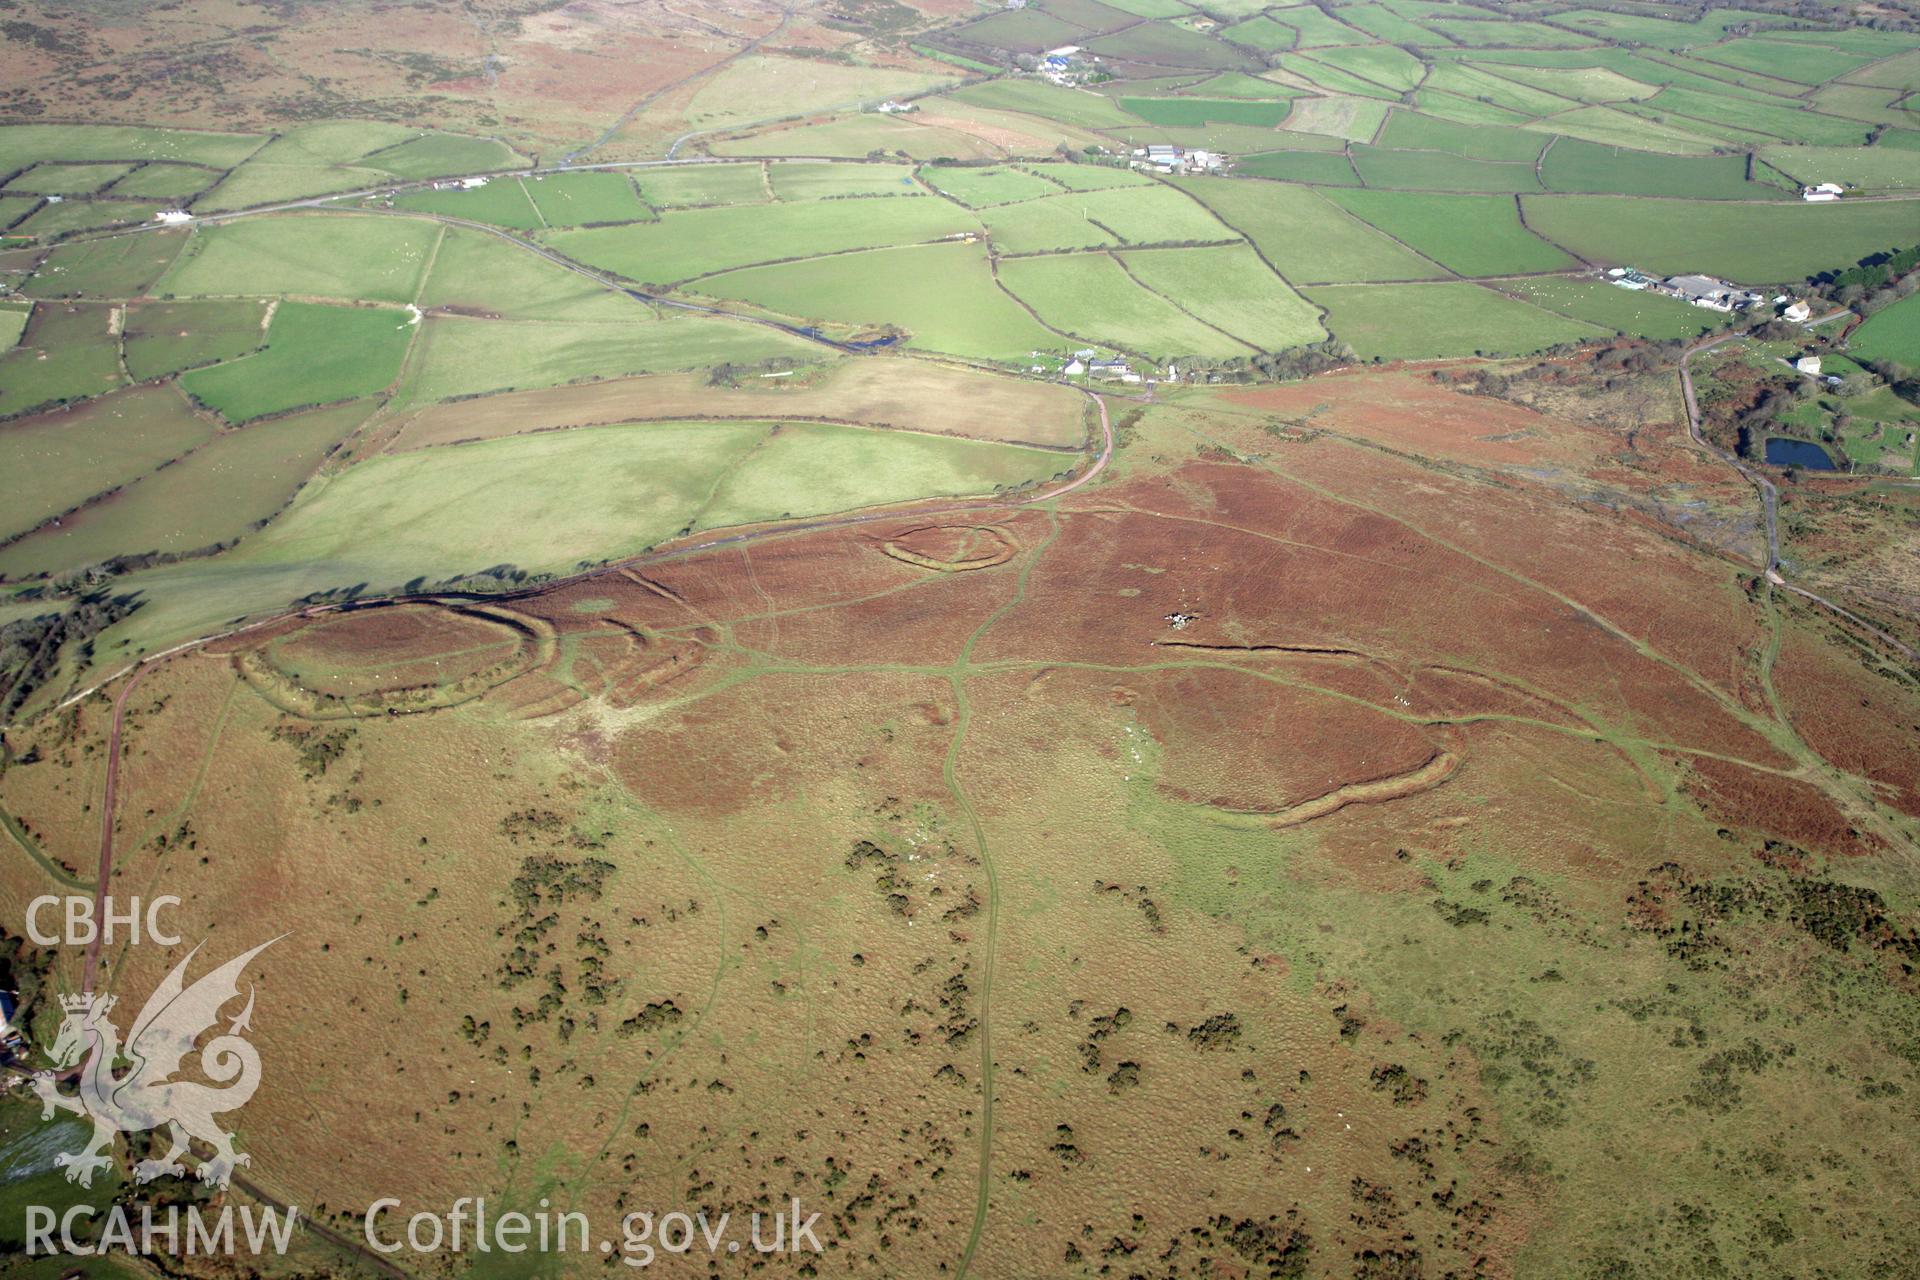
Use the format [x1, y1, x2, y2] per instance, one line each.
[1678, 333, 1779, 571]
[1678, 336, 1918, 661]
[79, 666, 143, 995]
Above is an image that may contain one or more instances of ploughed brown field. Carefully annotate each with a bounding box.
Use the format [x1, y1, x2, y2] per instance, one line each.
[3, 368, 1917, 1277]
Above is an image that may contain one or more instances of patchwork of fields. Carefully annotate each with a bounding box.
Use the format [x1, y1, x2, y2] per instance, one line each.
[3, 4, 1918, 622]
[4, 6, 1920, 1280]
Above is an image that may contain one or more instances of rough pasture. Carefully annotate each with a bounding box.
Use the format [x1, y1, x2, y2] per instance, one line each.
[8, 390, 1913, 1278]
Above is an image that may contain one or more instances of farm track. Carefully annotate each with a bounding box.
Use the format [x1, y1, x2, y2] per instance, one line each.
[80, 665, 143, 995]
[1677, 335, 1919, 663]
[947, 506, 1066, 1280]
[30, 400, 1111, 1274]
[563, 2, 798, 164]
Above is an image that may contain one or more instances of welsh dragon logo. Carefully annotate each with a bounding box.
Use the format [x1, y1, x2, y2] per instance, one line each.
[22, 939, 277, 1189]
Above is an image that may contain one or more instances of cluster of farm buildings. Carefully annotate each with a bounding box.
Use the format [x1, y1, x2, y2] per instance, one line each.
[1036, 44, 1101, 85]
[1605, 266, 1816, 319]
[1032, 348, 1172, 384]
[1129, 144, 1226, 175]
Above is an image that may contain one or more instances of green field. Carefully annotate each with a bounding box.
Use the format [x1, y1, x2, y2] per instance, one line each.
[633, 164, 768, 208]
[922, 165, 1064, 207]
[981, 196, 1117, 253]
[1502, 276, 1720, 339]
[1409, 87, 1534, 126]
[1349, 146, 1543, 192]
[1265, 4, 1368, 47]
[697, 241, 1062, 362]
[1120, 97, 1292, 127]
[524, 171, 654, 225]
[1235, 150, 1362, 185]
[5, 163, 138, 195]
[1423, 63, 1582, 116]
[546, 197, 980, 285]
[1275, 53, 1405, 101]
[1279, 93, 1394, 141]
[1760, 146, 1920, 191]
[1850, 293, 1920, 368]
[124, 298, 270, 380]
[21, 230, 186, 298]
[0, 400, 372, 579]
[415, 228, 635, 322]
[1540, 107, 1728, 158]
[361, 133, 527, 180]
[1690, 36, 1878, 86]
[0, 124, 264, 170]
[1304, 44, 1428, 93]
[1520, 195, 1920, 281]
[106, 163, 219, 200]
[192, 162, 387, 212]
[1489, 63, 1660, 106]
[1087, 21, 1253, 69]
[1549, 7, 1789, 49]
[1000, 251, 1256, 357]
[182, 302, 414, 422]
[393, 179, 545, 230]
[700, 422, 1071, 526]
[0, 303, 124, 414]
[1116, 244, 1327, 350]
[1377, 111, 1548, 163]
[945, 8, 1089, 54]
[244, 121, 418, 167]
[1059, 184, 1235, 243]
[397, 311, 819, 403]
[159, 214, 439, 303]
[1540, 139, 1780, 198]
[1851, 46, 1920, 90]
[0, 385, 213, 540]
[1638, 87, 1870, 147]
[128, 417, 1066, 608]
[769, 162, 922, 200]
[0, 195, 39, 228]
[1096, 0, 1193, 15]
[1325, 190, 1576, 276]
[1171, 177, 1447, 283]
[710, 114, 1000, 162]
[15, 199, 166, 239]
[1025, 162, 1155, 191]
[947, 79, 1143, 129]
[1220, 16, 1301, 53]
[1424, 16, 1589, 47]
[1306, 281, 1608, 359]
[1193, 71, 1302, 99]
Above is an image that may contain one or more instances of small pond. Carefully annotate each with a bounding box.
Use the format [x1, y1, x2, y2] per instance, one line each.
[1764, 437, 1838, 470]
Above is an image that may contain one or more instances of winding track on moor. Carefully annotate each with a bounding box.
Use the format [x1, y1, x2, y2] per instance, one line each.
[53, 395, 1115, 1276]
